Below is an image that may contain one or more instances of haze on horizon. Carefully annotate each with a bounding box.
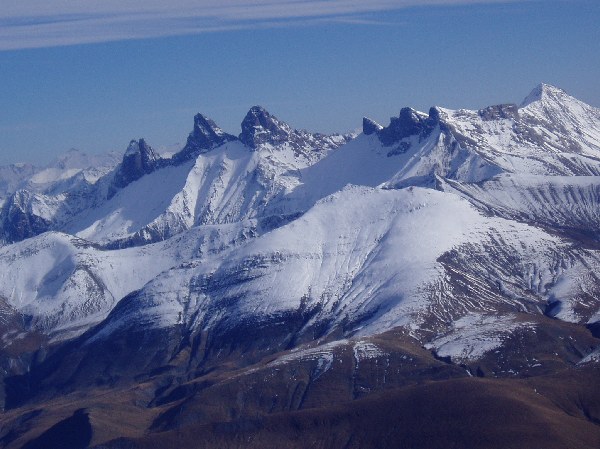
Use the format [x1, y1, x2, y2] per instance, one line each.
[0, 0, 599, 165]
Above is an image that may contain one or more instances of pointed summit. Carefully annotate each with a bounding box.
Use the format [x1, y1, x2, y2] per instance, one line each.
[121, 139, 158, 173]
[124, 139, 157, 162]
[520, 83, 568, 108]
[362, 117, 383, 136]
[109, 139, 159, 198]
[239, 106, 292, 148]
[378, 107, 429, 146]
[173, 114, 237, 163]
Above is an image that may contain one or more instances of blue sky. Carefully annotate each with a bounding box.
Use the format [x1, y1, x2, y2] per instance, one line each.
[0, 0, 599, 165]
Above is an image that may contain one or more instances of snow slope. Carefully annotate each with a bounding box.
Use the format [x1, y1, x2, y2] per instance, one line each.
[88, 186, 600, 348]
[2, 84, 600, 363]
[0, 219, 261, 340]
[441, 174, 600, 238]
[438, 84, 600, 176]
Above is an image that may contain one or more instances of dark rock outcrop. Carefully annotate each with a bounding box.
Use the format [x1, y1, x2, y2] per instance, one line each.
[239, 106, 353, 155]
[239, 106, 292, 149]
[478, 104, 519, 121]
[108, 139, 159, 198]
[1, 190, 51, 242]
[173, 114, 237, 163]
[377, 107, 441, 146]
[362, 117, 383, 136]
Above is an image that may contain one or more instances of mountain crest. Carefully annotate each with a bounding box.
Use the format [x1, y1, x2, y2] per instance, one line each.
[109, 139, 159, 198]
[239, 106, 293, 148]
[362, 117, 383, 135]
[377, 107, 439, 146]
[520, 83, 569, 108]
[174, 113, 237, 163]
[124, 138, 157, 162]
[1, 189, 51, 242]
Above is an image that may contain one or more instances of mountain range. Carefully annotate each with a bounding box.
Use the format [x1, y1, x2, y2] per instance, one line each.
[0, 84, 599, 449]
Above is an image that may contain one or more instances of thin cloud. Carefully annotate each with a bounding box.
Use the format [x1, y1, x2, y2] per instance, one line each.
[317, 16, 400, 26]
[0, 0, 531, 50]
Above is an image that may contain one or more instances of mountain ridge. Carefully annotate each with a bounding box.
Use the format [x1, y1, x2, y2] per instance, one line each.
[1, 84, 600, 449]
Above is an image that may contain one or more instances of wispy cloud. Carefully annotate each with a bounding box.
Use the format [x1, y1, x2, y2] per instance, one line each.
[1, 0, 528, 50]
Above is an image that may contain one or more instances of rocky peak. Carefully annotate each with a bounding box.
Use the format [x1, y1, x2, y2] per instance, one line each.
[124, 139, 158, 167]
[174, 114, 237, 163]
[239, 106, 292, 148]
[478, 104, 519, 121]
[109, 139, 160, 198]
[377, 107, 440, 146]
[427, 107, 441, 124]
[520, 83, 569, 108]
[362, 117, 383, 136]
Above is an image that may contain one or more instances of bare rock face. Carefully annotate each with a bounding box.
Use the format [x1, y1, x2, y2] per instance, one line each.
[111, 140, 159, 190]
[362, 117, 383, 135]
[239, 106, 352, 156]
[478, 103, 519, 121]
[239, 106, 292, 149]
[1, 190, 51, 242]
[377, 107, 440, 146]
[173, 114, 238, 163]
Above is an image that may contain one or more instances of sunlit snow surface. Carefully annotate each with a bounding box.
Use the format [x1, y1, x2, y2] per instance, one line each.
[1, 85, 600, 362]
[424, 313, 534, 362]
[87, 185, 593, 345]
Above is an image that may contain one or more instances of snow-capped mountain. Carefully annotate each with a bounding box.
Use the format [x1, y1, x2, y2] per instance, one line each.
[1, 83, 599, 343]
[0, 109, 352, 248]
[0, 149, 119, 204]
[0, 150, 120, 243]
[1, 84, 600, 448]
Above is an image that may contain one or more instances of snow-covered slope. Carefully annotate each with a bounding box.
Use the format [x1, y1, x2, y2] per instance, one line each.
[0, 220, 261, 340]
[1, 84, 600, 366]
[88, 186, 600, 352]
[438, 84, 600, 176]
[0, 149, 119, 205]
[29, 149, 120, 191]
[67, 160, 195, 245]
[441, 174, 600, 239]
[0, 163, 37, 204]
[0, 150, 120, 243]
[10, 109, 352, 248]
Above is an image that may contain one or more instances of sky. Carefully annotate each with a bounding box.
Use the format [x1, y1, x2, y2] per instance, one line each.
[0, 0, 599, 165]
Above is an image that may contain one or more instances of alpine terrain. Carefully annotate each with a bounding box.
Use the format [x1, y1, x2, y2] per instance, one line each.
[1, 84, 599, 449]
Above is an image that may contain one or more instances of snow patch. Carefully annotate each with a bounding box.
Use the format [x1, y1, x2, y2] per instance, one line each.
[425, 313, 535, 362]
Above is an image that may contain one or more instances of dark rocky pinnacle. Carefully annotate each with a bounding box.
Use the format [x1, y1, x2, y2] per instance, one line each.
[362, 117, 383, 136]
[108, 139, 160, 198]
[173, 114, 237, 163]
[239, 106, 291, 148]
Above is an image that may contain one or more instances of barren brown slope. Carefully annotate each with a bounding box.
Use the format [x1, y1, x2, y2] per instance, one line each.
[93, 370, 600, 449]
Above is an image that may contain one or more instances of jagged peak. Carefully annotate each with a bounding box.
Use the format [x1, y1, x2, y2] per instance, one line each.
[108, 139, 160, 198]
[192, 113, 229, 139]
[125, 139, 141, 156]
[242, 106, 287, 127]
[246, 105, 269, 116]
[377, 107, 438, 146]
[520, 83, 569, 108]
[428, 107, 441, 123]
[399, 107, 424, 122]
[362, 117, 383, 135]
[125, 138, 154, 157]
[239, 106, 292, 148]
[173, 113, 237, 163]
[122, 138, 158, 166]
